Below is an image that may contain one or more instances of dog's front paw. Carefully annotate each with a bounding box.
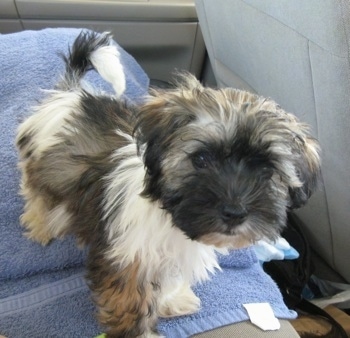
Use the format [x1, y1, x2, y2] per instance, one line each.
[158, 284, 200, 318]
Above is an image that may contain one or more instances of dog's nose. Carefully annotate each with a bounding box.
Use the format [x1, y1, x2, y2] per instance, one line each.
[221, 205, 248, 224]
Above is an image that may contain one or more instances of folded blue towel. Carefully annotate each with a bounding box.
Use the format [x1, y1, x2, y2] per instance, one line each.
[0, 28, 296, 338]
[0, 272, 99, 337]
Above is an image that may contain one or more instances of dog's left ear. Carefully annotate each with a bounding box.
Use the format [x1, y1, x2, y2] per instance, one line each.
[287, 133, 321, 209]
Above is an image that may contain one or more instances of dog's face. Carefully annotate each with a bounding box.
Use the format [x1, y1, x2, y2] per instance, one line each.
[136, 74, 320, 247]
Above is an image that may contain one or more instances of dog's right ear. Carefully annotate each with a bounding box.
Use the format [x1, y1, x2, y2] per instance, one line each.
[134, 91, 195, 199]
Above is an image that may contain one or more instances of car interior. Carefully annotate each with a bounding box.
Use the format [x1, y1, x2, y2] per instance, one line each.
[1, 0, 349, 337]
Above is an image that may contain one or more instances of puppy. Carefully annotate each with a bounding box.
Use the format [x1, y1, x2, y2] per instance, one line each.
[16, 31, 321, 337]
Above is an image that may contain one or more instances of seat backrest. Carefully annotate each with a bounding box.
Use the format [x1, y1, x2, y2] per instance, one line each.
[196, 0, 350, 282]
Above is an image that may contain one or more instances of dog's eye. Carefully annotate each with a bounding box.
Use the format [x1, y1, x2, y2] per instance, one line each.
[191, 152, 213, 169]
[248, 157, 274, 179]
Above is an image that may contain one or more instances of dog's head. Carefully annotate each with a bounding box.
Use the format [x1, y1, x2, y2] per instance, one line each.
[135, 73, 321, 247]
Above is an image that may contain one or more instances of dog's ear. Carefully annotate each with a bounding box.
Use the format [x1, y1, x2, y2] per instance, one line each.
[286, 132, 321, 209]
[134, 87, 197, 198]
[256, 102, 322, 210]
[135, 72, 202, 171]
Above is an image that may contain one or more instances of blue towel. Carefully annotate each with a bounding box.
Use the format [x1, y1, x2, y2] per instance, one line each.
[0, 272, 99, 337]
[0, 28, 296, 338]
[0, 249, 296, 337]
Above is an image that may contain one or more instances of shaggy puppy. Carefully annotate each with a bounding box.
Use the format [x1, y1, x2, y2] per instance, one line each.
[16, 31, 321, 337]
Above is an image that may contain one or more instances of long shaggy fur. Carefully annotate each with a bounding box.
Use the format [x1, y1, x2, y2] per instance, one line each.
[16, 31, 321, 337]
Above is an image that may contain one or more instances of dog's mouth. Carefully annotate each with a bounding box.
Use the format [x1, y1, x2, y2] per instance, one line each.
[197, 231, 253, 249]
[223, 226, 242, 236]
[190, 217, 256, 249]
[222, 219, 248, 234]
[193, 215, 281, 249]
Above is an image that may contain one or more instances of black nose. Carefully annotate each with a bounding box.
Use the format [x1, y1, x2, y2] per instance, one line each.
[221, 205, 248, 224]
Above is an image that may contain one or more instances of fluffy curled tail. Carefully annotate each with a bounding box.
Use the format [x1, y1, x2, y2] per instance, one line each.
[59, 30, 126, 97]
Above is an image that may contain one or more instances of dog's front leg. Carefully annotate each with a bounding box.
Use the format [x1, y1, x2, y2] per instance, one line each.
[158, 281, 200, 318]
[87, 252, 160, 338]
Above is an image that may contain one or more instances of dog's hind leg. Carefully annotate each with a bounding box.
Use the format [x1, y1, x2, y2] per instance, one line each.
[19, 165, 72, 245]
[20, 188, 54, 245]
[21, 195, 72, 245]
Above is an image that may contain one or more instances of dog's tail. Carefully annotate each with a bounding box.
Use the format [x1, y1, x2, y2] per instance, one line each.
[59, 31, 126, 97]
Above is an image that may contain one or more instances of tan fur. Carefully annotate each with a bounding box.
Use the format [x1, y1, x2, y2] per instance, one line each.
[18, 162, 53, 245]
[20, 192, 53, 245]
[199, 232, 252, 249]
[18, 156, 72, 245]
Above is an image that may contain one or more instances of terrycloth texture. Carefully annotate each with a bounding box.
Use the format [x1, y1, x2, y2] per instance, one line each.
[158, 248, 297, 337]
[0, 272, 98, 337]
[0, 28, 296, 337]
[0, 248, 296, 338]
[0, 28, 149, 282]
